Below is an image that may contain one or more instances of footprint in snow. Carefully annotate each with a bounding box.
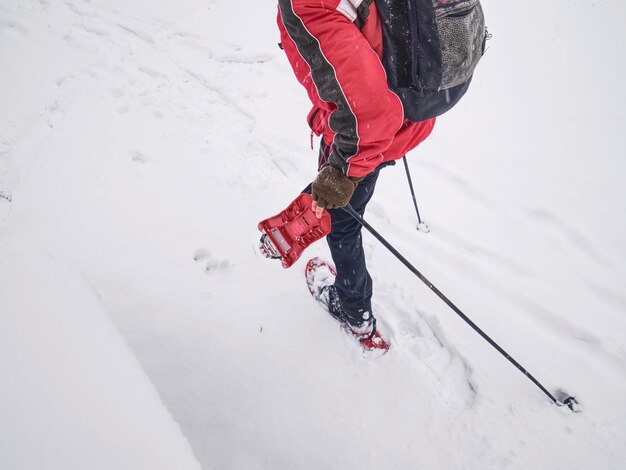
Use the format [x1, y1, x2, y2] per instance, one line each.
[0, 18, 29, 37]
[46, 101, 65, 128]
[129, 150, 148, 164]
[375, 290, 476, 410]
[109, 87, 132, 114]
[194, 248, 230, 273]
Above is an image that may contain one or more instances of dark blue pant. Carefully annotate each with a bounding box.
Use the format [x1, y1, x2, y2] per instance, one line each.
[304, 160, 393, 324]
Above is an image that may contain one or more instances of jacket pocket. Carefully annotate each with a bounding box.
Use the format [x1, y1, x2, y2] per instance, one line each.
[307, 107, 326, 136]
[435, 0, 486, 90]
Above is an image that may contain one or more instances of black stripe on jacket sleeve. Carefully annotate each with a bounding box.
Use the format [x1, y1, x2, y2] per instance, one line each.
[278, 0, 359, 174]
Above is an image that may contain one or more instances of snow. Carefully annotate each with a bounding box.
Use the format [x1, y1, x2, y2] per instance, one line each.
[1, 0, 626, 469]
[0, 245, 201, 470]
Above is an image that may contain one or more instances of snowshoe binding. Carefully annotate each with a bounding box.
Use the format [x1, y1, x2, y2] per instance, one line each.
[258, 193, 331, 268]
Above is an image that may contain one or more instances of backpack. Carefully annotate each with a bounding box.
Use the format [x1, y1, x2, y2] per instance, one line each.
[374, 0, 488, 121]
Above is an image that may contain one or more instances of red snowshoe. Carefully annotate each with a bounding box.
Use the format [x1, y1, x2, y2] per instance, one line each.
[305, 257, 389, 354]
[258, 193, 331, 269]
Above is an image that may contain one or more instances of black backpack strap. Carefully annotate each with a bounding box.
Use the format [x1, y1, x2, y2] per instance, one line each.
[354, 0, 375, 29]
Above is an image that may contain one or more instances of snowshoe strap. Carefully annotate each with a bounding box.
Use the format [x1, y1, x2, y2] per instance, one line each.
[362, 317, 377, 341]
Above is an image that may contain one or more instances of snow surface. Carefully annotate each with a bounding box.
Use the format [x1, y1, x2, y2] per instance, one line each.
[1, 0, 626, 469]
[0, 248, 202, 470]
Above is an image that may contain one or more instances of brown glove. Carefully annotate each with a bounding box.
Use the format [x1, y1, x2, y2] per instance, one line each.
[311, 166, 362, 210]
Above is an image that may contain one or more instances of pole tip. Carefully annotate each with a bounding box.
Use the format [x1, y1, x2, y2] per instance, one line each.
[555, 389, 582, 413]
[563, 396, 583, 413]
[417, 222, 431, 233]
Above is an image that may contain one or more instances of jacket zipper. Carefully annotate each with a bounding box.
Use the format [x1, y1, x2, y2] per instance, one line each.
[406, 1, 423, 95]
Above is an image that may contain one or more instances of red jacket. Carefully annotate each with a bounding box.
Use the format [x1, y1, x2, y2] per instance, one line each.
[277, 0, 435, 178]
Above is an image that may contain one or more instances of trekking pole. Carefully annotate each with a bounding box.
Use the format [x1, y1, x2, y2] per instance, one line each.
[402, 156, 430, 233]
[342, 203, 581, 412]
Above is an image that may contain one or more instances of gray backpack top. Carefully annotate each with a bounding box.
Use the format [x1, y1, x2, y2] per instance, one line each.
[373, 0, 488, 121]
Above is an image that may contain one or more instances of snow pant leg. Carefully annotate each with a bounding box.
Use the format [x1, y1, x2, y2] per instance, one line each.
[324, 168, 381, 324]
[302, 142, 394, 324]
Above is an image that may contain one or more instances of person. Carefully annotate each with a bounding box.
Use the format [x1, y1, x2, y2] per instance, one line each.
[277, 0, 435, 343]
